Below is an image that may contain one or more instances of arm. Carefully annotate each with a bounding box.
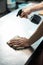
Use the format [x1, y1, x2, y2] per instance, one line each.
[28, 22, 43, 46]
[21, 2, 43, 18]
[30, 2, 43, 12]
[7, 22, 43, 48]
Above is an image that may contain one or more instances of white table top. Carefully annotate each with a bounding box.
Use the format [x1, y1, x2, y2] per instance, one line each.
[0, 3, 43, 65]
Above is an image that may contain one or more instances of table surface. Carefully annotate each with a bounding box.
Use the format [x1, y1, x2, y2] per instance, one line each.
[0, 3, 43, 65]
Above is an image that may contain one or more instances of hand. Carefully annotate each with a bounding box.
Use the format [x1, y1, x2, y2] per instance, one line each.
[7, 36, 29, 49]
[20, 8, 32, 18]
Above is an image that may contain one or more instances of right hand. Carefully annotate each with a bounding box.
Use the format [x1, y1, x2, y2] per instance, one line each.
[20, 7, 32, 18]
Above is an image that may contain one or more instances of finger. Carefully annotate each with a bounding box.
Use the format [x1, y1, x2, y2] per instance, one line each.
[7, 39, 20, 44]
[22, 15, 28, 18]
[21, 12, 28, 18]
[21, 12, 25, 17]
[13, 45, 24, 50]
[7, 41, 21, 47]
[8, 37, 25, 44]
[12, 43, 24, 50]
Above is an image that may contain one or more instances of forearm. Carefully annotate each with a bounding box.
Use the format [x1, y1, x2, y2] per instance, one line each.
[30, 2, 43, 13]
[28, 22, 43, 46]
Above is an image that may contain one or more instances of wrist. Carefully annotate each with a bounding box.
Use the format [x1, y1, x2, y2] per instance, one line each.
[30, 7, 34, 13]
[27, 7, 33, 14]
[27, 39, 32, 46]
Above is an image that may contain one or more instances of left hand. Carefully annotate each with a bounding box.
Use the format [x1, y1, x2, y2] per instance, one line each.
[7, 36, 29, 49]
